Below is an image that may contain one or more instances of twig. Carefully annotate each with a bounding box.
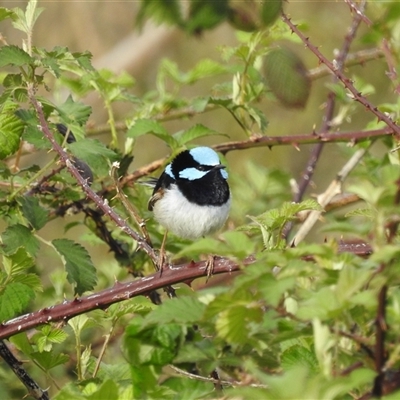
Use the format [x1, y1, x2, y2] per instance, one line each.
[291, 145, 371, 246]
[0, 340, 49, 400]
[168, 365, 268, 389]
[308, 47, 383, 81]
[28, 87, 159, 267]
[283, 0, 367, 241]
[282, 12, 400, 139]
[49, 127, 392, 219]
[344, 0, 372, 26]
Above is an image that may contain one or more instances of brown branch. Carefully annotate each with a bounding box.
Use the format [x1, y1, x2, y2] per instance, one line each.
[0, 256, 252, 340]
[0, 237, 375, 341]
[214, 127, 393, 154]
[28, 88, 159, 266]
[282, 12, 400, 139]
[283, 0, 367, 241]
[0, 340, 49, 400]
[49, 127, 393, 219]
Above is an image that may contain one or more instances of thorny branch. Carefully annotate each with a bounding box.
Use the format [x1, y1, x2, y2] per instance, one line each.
[282, 12, 400, 139]
[282, 0, 368, 240]
[0, 340, 49, 400]
[0, 235, 375, 342]
[28, 86, 159, 267]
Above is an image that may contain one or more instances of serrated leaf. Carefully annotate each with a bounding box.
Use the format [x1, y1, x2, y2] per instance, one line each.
[30, 351, 69, 370]
[127, 119, 178, 149]
[216, 304, 262, 345]
[3, 247, 35, 275]
[87, 380, 119, 400]
[185, 59, 227, 83]
[263, 47, 310, 108]
[125, 322, 181, 366]
[19, 196, 48, 230]
[145, 297, 205, 325]
[174, 124, 225, 146]
[0, 45, 34, 67]
[0, 8, 15, 23]
[35, 326, 68, 352]
[56, 95, 92, 126]
[2, 224, 40, 256]
[0, 282, 35, 321]
[68, 138, 117, 176]
[52, 238, 97, 295]
[3, 73, 23, 88]
[0, 101, 25, 159]
[281, 345, 319, 373]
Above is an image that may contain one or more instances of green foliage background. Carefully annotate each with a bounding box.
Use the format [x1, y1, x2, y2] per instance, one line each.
[0, 1, 399, 399]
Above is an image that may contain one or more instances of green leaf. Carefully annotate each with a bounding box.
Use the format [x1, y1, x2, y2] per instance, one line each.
[56, 95, 92, 126]
[184, 59, 227, 83]
[174, 124, 225, 146]
[68, 138, 117, 176]
[87, 380, 119, 400]
[145, 296, 205, 325]
[30, 351, 69, 370]
[0, 282, 35, 321]
[125, 321, 181, 366]
[12, 0, 44, 34]
[263, 47, 311, 108]
[281, 345, 319, 373]
[0, 45, 34, 67]
[215, 304, 262, 345]
[127, 119, 178, 149]
[186, 0, 229, 34]
[9, 332, 34, 356]
[261, 0, 283, 27]
[136, 0, 184, 28]
[1, 224, 40, 257]
[19, 196, 48, 230]
[52, 239, 97, 295]
[0, 101, 25, 159]
[37, 326, 68, 348]
[0, 8, 15, 23]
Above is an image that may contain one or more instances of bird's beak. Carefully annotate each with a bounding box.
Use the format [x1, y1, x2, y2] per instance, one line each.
[212, 164, 226, 170]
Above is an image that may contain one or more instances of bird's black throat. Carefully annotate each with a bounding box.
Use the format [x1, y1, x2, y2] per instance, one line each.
[177, 170, 230, 206]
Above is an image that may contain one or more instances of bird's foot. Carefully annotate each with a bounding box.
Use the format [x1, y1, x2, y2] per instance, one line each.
[156, 250, 169, 277]
[205, 255, 217, 283]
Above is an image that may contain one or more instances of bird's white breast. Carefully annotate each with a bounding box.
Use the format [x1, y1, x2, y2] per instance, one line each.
[152, 184, 231, 240]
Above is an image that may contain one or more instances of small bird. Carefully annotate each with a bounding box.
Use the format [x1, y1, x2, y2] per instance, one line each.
[148, 146, 231, 270]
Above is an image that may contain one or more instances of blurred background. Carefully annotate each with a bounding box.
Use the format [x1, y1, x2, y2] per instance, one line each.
[1, 1, 391, 174]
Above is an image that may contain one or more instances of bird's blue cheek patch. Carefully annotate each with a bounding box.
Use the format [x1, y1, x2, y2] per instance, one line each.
[165, 164, 175, 179]
[179, 167, 207, 180]
[221, 169, 228, 180]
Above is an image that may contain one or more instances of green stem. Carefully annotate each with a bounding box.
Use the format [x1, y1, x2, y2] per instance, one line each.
[104, 98, 119, 148]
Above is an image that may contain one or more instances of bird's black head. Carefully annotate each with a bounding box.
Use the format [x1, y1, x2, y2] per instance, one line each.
[164, 147, 230, 206]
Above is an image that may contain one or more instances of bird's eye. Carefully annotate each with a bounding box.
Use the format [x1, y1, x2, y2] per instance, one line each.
[197, 165, 207, 171]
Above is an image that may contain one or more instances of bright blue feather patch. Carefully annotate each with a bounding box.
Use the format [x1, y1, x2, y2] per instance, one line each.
[189, 147, 220, 166]
[179, 167, 207, 181]
[165, 164, 174, 178]
[221, 169, 228, 179]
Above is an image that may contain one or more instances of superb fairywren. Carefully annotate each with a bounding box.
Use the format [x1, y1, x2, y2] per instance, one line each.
[148, 147, 231, 250]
